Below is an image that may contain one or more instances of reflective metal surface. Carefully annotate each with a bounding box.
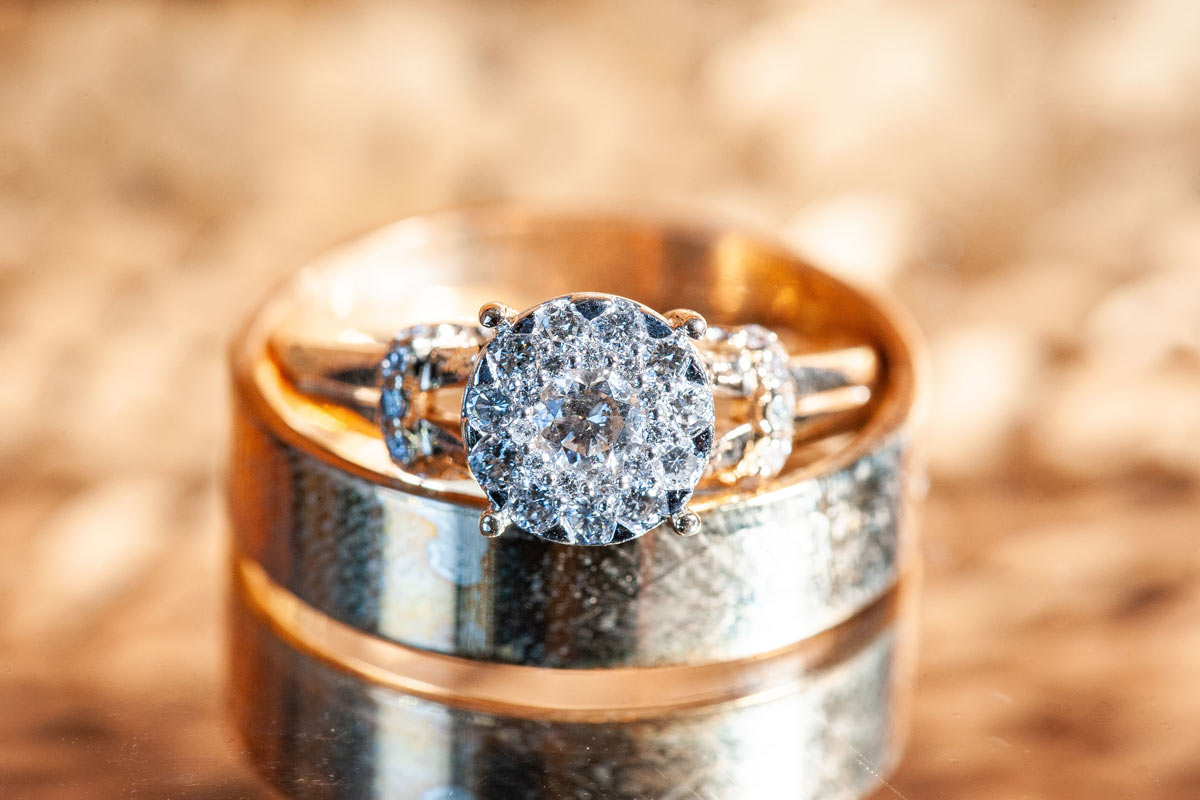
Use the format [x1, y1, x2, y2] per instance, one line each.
[231, 579, 914, 800]
[228, 208, 927, 798]
[232, 408, 908, 667]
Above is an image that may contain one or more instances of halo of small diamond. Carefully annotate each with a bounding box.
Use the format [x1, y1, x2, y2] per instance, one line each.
[462, 295, 715, 545]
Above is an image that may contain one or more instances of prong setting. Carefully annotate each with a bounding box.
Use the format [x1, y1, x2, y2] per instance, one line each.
[463, 294, 715, 547]
[479, 510, 506, 538]
[666, 309, 707, 340]
[478, 301, 515, 329]
[669, 510, 702, 537]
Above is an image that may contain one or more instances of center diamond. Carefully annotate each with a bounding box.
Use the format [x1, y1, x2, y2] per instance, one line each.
[462, 295, 715, 546]
[542, 372, 640, 460]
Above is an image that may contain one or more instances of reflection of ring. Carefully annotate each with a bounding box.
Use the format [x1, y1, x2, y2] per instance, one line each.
[229, 208, 927, 798]
[231, 573, 915, 800]
[273, 293, 879, 546]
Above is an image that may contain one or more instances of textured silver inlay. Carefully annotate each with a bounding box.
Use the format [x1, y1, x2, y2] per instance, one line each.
[247, 414, 907, 667]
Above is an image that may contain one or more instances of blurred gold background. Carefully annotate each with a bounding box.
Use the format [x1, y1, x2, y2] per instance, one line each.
[2, 1, 1198, 798]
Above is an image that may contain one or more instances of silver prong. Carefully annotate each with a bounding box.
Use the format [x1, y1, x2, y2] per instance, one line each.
[478, 301, 515, 329]
[665, 309, 707, 339]
[479, 510, 506, 538]
[669, 509, 701, 537]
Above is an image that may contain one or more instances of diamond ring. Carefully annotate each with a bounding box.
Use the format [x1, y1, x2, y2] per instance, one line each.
[272, 292, 877, 546]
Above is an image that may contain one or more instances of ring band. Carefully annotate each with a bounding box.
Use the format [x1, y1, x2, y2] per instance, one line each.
[232, 412, 907, 666]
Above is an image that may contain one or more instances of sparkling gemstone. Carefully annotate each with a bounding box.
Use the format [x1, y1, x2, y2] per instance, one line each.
[658, 439, 702, 489]
[463, 384, 510, 431]
[379, 323, 490, 467]
[644, 337, 691, 377]
[462, 295, 716, 545]
[667, 383, 715, 433]
[591, 300, 643, 341]
[617, 487, 668, 532]
[536, 299, 585, 340]
[542, 373, 640, 459]
[507, 481, 558, 534]
[467, 435, 520, 492]
[701, 324, 797, 479]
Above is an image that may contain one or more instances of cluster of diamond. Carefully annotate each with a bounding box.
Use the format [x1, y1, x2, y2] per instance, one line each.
[379, 324, 488, 467]
[703, 324, 798, 481]
[462, 296, 715, 546]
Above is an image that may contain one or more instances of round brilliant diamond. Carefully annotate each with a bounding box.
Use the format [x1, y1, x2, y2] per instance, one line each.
[461, 295, 715, 545]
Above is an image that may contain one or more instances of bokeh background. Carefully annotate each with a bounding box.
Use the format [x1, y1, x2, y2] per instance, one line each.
[3, 1, 1199, 797]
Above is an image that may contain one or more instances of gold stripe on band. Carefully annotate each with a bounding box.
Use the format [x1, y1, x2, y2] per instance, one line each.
[235, 555, 898, 723]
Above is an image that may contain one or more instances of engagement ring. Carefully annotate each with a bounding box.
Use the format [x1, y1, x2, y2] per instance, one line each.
[273, 293, 877, 545]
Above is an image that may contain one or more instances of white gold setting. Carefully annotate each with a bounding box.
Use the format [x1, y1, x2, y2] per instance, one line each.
[460, 294, 716, 546]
